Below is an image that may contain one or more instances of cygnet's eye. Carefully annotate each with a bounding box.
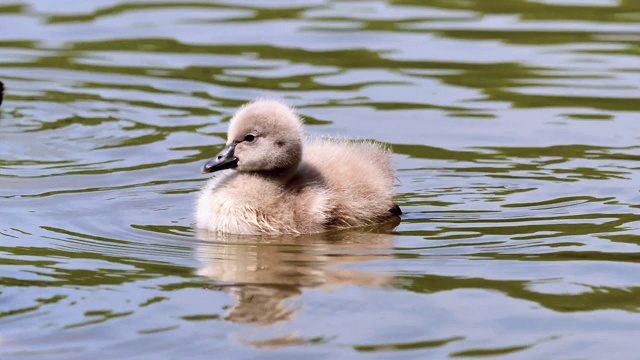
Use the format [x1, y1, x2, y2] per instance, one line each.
[244, 134, 256, 143]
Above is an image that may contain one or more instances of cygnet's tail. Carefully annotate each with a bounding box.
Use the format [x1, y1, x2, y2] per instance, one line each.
[390, 203, 402, 216]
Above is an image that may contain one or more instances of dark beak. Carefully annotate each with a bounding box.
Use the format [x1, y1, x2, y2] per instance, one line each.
[201, 142, 238, 174]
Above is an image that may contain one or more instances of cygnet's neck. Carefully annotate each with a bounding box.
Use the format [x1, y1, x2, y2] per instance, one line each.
[248, 163, 301, 184]
[251, 141, 303, 183]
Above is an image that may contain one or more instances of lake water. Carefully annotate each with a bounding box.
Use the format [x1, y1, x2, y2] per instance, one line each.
[1, 0, 640, 358]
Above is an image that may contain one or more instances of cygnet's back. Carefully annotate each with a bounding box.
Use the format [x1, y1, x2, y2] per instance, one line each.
[196, 99, 401, 235]
[302, 138, 397, 227]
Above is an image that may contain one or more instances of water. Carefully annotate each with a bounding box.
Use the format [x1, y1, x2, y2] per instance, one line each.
[1, 0, 640, 358]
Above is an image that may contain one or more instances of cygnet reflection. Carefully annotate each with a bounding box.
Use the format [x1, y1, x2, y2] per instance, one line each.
[194, 219, 399, 326]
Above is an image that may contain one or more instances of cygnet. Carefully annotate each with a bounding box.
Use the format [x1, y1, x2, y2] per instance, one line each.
[195, 99, 401, 235]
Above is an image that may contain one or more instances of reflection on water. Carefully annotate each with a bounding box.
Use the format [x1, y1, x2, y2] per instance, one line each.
[195, 221, 397, 330]
[1, 0, 640, 358]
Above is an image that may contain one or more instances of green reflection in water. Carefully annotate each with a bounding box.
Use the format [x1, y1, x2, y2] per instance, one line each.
[393, 0, 640, 23]
[397, 273, 640, 312]
[354, 336, 465, 352]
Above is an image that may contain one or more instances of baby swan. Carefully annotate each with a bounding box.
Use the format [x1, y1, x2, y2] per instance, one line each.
[196, 99, 401, 235]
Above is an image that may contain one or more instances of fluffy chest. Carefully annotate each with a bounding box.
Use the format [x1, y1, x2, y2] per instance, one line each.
[196, 187, 261, 234]
[195, 175, 291, 234]
[195, 172, 330, 235]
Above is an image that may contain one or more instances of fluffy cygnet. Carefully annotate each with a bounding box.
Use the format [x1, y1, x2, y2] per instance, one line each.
[195, 99, 401, 235]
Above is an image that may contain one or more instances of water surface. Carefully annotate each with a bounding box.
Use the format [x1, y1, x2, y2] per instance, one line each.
[1, 0, 640, 358]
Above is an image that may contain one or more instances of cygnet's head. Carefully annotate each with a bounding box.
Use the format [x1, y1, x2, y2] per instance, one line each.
[202, 99, 303, 174]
